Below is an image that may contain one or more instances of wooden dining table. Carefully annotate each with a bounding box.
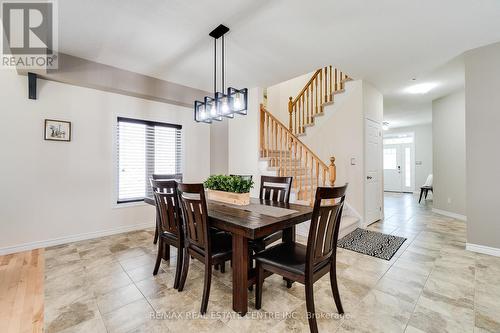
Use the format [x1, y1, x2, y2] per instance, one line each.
[144, 196, 313, 315]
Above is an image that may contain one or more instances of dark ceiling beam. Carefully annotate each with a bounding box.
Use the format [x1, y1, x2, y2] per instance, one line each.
[17, 53, 209, 107]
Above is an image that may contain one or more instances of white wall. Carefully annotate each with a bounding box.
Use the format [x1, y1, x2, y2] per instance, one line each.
[432, 89, 466, 217]
[228, 88, 264, 198]
[386, 124, 433, 190]
[266, 71, 314, 124]
[465, 41, 500, 251]
[0, 69, 211, 253]
[301, 81, 365, 218]
[210, 120, 228, 175]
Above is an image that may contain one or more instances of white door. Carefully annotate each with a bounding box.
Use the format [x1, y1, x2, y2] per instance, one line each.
[383, 144, 402, 191]
[383, 141, 415, 192]
[365, 119, 382, 225]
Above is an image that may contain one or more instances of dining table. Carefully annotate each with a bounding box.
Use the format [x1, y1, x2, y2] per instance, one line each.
[144, 196, 313, 315]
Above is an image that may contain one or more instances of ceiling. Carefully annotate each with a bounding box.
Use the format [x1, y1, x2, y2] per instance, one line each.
[58, 0, 500, 113]
[384, 55, 465, 128]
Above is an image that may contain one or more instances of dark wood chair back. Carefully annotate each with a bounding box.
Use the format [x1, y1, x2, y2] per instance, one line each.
[150, 179, 182, 235]
[259, 176, 293, 203]
[177, 183, 210, 253]
[306, 185, 348, 272]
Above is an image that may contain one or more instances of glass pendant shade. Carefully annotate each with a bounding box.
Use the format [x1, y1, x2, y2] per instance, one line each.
[228, 87, 248, 114]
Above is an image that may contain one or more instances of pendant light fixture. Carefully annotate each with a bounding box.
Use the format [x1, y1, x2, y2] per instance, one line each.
[194, 24, 248, 123]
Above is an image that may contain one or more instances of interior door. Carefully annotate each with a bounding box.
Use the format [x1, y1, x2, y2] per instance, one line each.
[365, 119, 382, 225]
[383, 144, 402, 191]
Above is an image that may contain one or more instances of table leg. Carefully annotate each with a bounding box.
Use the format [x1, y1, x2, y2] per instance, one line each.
[282, 226, 296, 243]
[232, 233, 249, 315]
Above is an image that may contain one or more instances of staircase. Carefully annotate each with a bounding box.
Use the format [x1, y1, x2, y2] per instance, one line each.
[260, 66, 359, 236]
[260, 66, 351, 204]
[288, 66, 351, 136]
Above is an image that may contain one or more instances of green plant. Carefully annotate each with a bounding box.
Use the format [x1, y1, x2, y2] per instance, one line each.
[204, 175, 254, 193]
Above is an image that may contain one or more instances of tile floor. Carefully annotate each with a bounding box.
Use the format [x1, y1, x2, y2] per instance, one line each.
[44, 193, 500, 332]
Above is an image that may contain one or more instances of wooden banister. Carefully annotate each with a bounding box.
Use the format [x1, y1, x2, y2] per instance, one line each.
[288, 66, 351, 135]
[260, 104, 336, 205]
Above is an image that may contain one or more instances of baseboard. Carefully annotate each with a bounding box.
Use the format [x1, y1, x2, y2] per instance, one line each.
[466, 243, 500, 257]
[432, 208, 467, 221]
[0, 222, 154, 255]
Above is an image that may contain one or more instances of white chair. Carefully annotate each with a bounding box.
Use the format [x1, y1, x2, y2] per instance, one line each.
[419, 174, 433, 203]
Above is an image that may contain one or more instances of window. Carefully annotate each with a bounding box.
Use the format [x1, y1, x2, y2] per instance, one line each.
[405, 147, 411, 187]
[117, 117, 182, 203]
[383, 148, 397, 170]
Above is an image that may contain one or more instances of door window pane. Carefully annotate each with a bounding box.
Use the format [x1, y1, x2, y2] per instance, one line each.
[384, 148, 397, 170]
[405, 147, 411, 187]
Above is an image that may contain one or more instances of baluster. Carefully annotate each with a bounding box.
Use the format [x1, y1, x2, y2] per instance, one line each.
[298, 145, 302, 199]
[288, 97, 293, 132]
[309, 83, 314, 124]
[306, 155, 314, 205]
[316, 161, 319, 191]
[289, 136, 292, 184]
[304, 150, 308, 201]
[340, 71, 344, 90]
[301, 96, 305, 133]
[293, 140, 298, 191]
[334, 68, 338, 91]
[315, 77, 318, 115]
[260, 107, 264, 156]
[319, 69, 323, 106]
[329, 66, 333, 101]
[294, 104, 297, 135]
[265, 114, 269, 157]
[322, 167, 327, 186]
[274, 120, 277, 165]
[324, 67, 328, 102]
[306, 88, 309, 126]
[278, 126, 282, 176]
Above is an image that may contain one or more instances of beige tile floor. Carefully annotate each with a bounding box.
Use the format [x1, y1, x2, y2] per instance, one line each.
[44, 193, 500, 333]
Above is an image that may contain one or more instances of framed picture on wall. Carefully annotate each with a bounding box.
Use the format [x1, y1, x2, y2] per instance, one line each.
[44, 119, 71, 142]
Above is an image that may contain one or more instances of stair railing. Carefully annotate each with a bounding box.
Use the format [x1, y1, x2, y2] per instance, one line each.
[288, 66, 350, 135]
[260, 105, 336, 205]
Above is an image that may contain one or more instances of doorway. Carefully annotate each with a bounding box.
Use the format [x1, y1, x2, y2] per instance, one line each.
[383, 134, 415, 193]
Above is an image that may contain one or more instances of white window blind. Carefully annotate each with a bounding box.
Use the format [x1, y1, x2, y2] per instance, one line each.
[117, 117, 182, 203]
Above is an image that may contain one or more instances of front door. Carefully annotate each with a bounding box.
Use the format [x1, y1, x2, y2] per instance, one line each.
[384, 144, 402, 191]
[383, 141, 415, 192]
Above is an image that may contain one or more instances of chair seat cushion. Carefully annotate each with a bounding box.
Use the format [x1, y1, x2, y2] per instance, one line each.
[254, 242, 308, 276]
[210, 231, 232, 260]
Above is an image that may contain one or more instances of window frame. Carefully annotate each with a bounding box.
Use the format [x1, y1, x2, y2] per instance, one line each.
[116, 116, 182, 204]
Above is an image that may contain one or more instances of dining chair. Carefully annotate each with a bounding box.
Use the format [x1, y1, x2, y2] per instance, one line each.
[255, 185, 348, 333]
[252, 175, 293, 251]
[151, 173, 183, 244]
[418, 174, 433, 203]
[176, 183, 232, 314]
[151, 179, 184, 289]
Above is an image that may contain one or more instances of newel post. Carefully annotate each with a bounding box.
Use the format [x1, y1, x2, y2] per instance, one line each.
[329, 156, 336, 186]
[288, 97, 293, 131]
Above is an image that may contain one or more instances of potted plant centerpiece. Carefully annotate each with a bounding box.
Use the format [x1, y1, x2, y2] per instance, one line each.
[204, 175, 254, 205]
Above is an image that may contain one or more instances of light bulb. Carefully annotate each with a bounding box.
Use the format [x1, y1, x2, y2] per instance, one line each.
[233, 93, 242, 109]
[210, 104, 217, 116]
[221, 98, 229, 114]
[198, 105, 206, 120]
